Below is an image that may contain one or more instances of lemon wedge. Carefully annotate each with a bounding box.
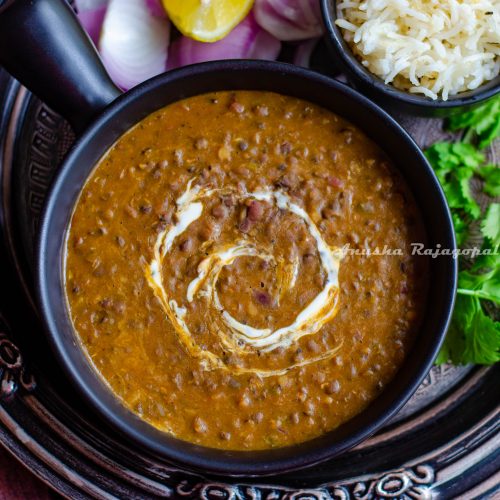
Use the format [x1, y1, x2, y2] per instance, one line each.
[162, 0, 254, 42]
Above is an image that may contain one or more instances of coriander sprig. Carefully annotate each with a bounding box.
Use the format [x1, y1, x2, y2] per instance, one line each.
[425, 95, 499, 366]
[447, 95, 500, 149]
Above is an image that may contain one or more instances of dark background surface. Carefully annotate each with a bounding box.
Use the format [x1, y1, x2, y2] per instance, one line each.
[0, 447, 56, 499]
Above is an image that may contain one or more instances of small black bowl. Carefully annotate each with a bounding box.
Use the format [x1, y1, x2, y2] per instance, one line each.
[321, 0, 500, 117]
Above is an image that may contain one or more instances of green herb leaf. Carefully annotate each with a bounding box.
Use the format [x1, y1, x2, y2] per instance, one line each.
[447, 95, 500, 149]
[478, 165, 500, 197]
[427, 114, 500, 366]
[425, 142, 482, 220]
[481, 203, 500, 247]
[458, 267, 500, 305]
[443, 205, 500, 365]
[471, 245, 500, 274]
[437, 295, 500, 365]
[456, 206, 499, 309]
[452, 212, 469, 247]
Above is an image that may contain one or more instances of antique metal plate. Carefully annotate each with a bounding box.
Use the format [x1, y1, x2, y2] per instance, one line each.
[0, 69, 498, 499]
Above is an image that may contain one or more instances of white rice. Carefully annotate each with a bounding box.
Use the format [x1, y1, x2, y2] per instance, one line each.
[336, 0, 500, 100]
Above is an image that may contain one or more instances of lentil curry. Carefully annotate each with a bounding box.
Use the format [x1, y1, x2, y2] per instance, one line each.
[65, 91, 427, 450]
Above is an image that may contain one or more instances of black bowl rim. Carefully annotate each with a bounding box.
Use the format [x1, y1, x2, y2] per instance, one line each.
[36, 59, 457, 476]
[321, 0, 500, 109]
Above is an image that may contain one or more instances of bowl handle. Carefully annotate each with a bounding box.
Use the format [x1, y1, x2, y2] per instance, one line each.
[0, 0, 121, 133]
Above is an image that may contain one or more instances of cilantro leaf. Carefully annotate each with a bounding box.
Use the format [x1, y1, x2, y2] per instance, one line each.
[435, 343, 452, 365]
[458, 267, 500, 305]
[425, 142, 482, 220]
[429, 112, 500, 366]
[478, 165, 500, 197]
[469, 206, 499, 274]
[426, 142, 484, 173]
[456, 165, 481, 219]
[450, 142, 485, 169]
[481, 203, 500, 247]
[447, 95, 500, 149]
[452, 212, 469, 247]
[471, 247, 499, 275]
[437, 295, 500, 365]
[457, 206, 499, 306]
[442, 205, 500, 365]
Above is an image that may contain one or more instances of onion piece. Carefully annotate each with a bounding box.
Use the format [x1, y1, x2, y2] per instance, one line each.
[293, 38, 319, 67]
[167, 12, 281, 70]
[254, 0, 323, 41]
[99, 0, 170, 90]
[75, 0, 109, 44]
[145, 0, 167, 18]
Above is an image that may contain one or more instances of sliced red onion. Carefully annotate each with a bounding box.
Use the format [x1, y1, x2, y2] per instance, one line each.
[254, 0, 323, 41]
[293, 38, 319, 67]
[99, 0, 170, 90]
[144, 0, 167, 18]
[167, 12, 281, 70]
[75, 0, 109, 44]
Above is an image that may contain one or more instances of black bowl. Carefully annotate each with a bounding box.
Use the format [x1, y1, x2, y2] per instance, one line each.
[0, 0, 457, 477]
[37, 60, 457, 476]
[321, 0, 500, 117]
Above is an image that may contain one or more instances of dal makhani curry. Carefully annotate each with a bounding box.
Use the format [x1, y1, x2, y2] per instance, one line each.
[65, 91, 427, 450]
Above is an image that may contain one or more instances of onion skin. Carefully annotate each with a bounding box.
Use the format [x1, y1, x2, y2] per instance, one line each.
[254, 0, 323, 41]
[145, 0, 167, 18]
[99, 0, 170, 90]
[293, 38, 319, 67]
[167, 12, 281, 70]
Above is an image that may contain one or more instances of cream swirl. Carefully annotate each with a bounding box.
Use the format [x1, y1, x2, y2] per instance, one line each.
[145, 179, 343, 377]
